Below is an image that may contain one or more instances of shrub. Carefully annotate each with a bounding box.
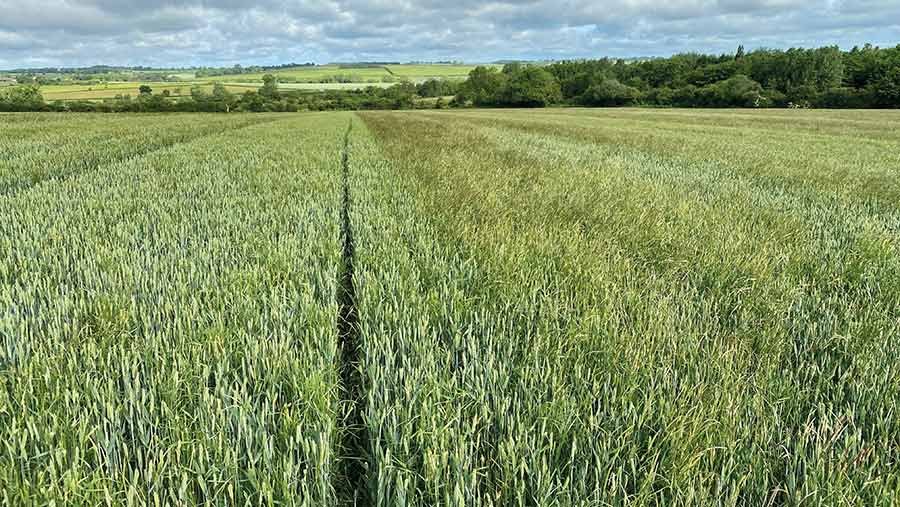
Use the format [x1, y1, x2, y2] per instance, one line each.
[580, 78, 642, 106]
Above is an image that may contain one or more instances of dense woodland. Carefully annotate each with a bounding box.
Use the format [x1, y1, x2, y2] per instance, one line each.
[457, 44, 900, 108]
[2, 44, 898, 112]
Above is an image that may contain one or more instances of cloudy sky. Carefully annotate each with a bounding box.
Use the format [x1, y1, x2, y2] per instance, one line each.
[0, 0, 898, 68]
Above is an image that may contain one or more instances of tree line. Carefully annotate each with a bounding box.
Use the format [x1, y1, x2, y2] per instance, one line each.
[454, 44, 900, 108]
[3, 44, 898, 112]
[0, 75, 459, 112]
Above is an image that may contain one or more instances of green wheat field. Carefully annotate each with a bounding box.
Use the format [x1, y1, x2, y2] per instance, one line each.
[1, 108, 899, 505]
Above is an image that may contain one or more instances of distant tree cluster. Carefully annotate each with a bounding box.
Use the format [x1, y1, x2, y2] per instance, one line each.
[0, 85, 44, 111]
[455, 63, 561, 107]
[415, 78, 461, 97]
[454, 44, 900, 108]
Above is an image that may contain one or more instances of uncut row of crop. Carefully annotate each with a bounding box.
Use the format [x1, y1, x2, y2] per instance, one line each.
[0, 113, 350, 505]
[425, 108, 900, 207]
[352, 110, 900, 505]
[0, 113, 280, 194]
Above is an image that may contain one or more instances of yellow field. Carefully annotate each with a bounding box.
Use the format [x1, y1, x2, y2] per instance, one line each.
[205, 64, 496, 83]
[41, 82, 250, 101]
[205, 65, 391, 83]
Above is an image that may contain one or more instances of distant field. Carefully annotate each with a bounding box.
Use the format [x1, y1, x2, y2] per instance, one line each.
[26, 64, 494, 101]
[39, 82, 251, 101]
[205, 65, 390, 83]
[39, 81, 395, 101]
[206, 63, 496, 83]
[41, 82, 262, 101]
[2, 108, 898, 505]
[384, 64, 485, 79]
[165, 72, 197, 80]
[258, 81, 396, 91]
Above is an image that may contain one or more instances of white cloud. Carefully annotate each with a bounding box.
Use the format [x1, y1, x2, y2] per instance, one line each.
[0, 0, 897, 67]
